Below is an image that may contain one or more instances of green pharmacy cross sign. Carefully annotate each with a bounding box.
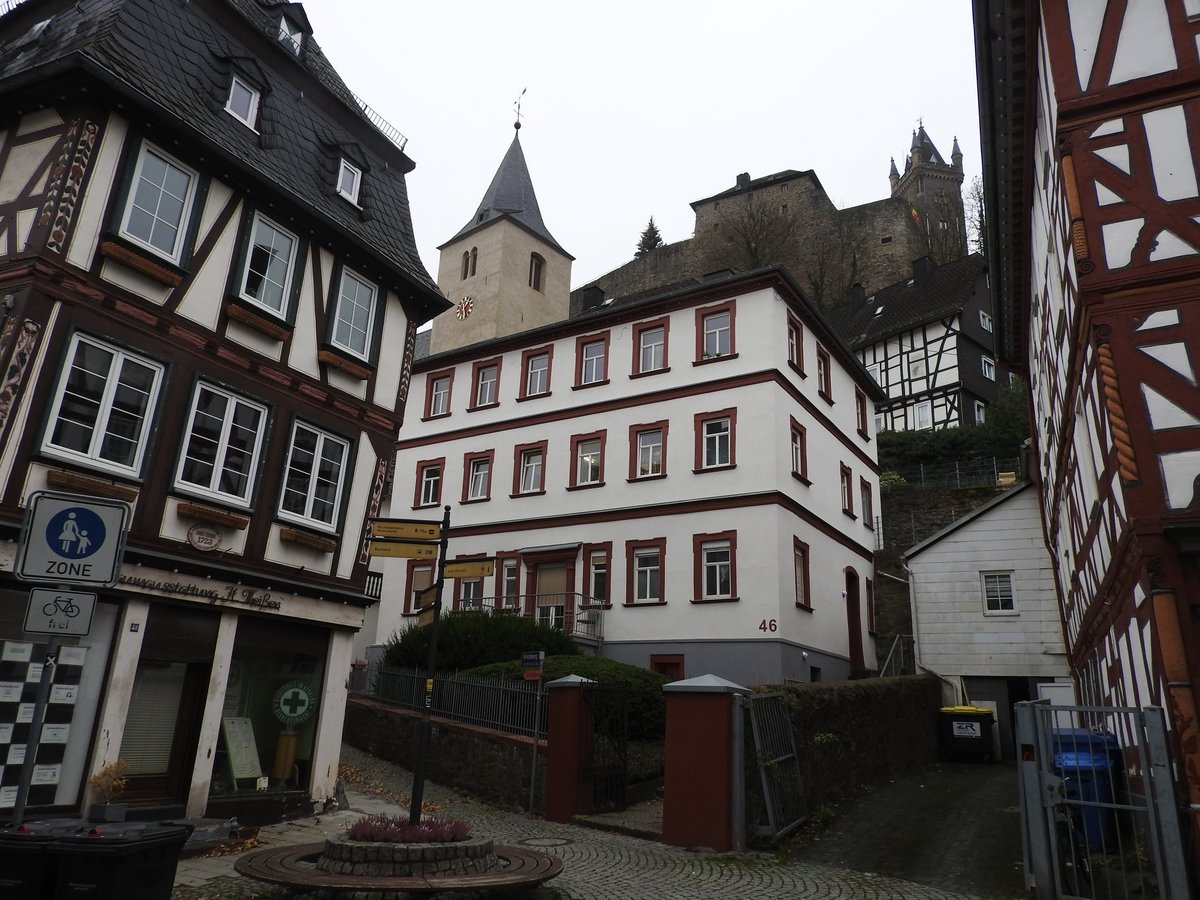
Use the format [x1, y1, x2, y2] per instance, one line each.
[272, 680, 316, 727]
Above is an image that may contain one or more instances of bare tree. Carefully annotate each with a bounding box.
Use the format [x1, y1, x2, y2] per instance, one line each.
[799, 219, 862, 312]
[698, 191, 805, 273]
[923, 187, 969, 263]
[965, 175, 987, 256]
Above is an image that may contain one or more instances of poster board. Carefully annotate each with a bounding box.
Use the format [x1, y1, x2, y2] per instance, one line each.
[221, 717, 262, 780]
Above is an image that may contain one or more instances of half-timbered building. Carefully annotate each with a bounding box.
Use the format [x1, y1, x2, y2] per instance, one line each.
[0, 0, 446, 823]
[975, 0, 1200, 841]
[831, 253, 1002, 432]
[375, 131, 884, 686]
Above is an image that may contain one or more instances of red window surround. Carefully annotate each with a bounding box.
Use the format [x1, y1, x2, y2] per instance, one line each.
[693, 299, 737, 364]
[793, 536, 812, 610]
[860, 476, 874, 528]
[423, 367, 454, 419]
[568, 429, 607, 489]
[404, 559, 435, 615]
[573, 331, 611, 388]
[855, 388, 869, 437]
[628, 420, 669, 480]
[625, 537, 667, 605]
[631, 316, 671, 376]
[461, 449, 495, 503]
[468, 356, 503, 411]
[511, 440, 548, 496]
[582, 541, 613, 608]
[413, 456, 445, 508]
[693, 407, 737, 472]
[518, 345, 554, 400]
[789, 417, 808, 484]
[692, 529, 738, 603]
[816, 346, 832, 401]
[787, 313, 805, 376]
[840, 463, 855, 517]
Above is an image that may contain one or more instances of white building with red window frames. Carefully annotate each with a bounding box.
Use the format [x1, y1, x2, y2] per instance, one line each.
[378, 128, 884, 685]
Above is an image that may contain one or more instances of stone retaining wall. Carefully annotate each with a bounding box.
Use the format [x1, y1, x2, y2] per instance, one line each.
[318, 836, 497, 877]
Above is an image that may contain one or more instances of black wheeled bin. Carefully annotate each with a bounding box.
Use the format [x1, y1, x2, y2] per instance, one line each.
[0, 819, 87, 900]
[50, 822, 192, 900]
[938, 706, 995, 761]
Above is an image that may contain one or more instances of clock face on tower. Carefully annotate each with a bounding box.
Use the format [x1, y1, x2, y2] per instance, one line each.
[456, 296, 474, 320]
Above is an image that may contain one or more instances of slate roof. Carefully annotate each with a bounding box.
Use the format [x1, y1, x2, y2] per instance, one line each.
[0, 0, 448, 319]
[904, 125, 947, 172]
[827, 254, 987, 350]
[689, 169, 823, 208]
[441, 128, 572, 258]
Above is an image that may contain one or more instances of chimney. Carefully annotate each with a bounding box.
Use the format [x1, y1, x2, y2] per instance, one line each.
[570, 285, 607, 318]
[735, 172, 751, 189]
[912, 256, 934, 284]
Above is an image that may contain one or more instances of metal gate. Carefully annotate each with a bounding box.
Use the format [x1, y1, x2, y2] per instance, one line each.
[580, 684, 627, 813]
[1014, 700, 1192, 899]
[747, 693, 806, 840]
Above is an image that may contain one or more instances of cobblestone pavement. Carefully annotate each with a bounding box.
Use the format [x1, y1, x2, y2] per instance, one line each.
[172, 744, 978, 900]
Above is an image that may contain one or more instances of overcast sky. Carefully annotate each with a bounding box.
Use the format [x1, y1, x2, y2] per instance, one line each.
[303, 1, 982, 289]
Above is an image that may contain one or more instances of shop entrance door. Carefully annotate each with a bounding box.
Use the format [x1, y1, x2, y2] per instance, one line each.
[120, 605, 217, 804]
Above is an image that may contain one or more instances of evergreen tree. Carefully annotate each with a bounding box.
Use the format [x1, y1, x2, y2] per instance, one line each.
[635, 217, 664, 258]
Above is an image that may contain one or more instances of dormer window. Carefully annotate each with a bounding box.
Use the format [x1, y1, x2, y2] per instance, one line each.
[279, 16, 303, 55]
[337, 159, 361, 205]
[225, 75, 260, 129]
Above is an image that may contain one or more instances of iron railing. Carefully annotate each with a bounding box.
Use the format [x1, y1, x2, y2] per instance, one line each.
[879, 634, 915, 677]
[884, 456, 1021, 490]
[436, 593, 604, 644]
[375, 667, 546, 739]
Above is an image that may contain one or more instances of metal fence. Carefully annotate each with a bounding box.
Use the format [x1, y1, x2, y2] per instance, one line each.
[886, 456, 1021, 490]
[374, 666, 547, 739]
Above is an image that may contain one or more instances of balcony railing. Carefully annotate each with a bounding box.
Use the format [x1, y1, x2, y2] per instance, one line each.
[438, 592, 605, 644]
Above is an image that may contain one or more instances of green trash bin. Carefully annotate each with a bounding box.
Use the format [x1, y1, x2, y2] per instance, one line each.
[938, 706, 995, 761]
[49, 822, 192, 900]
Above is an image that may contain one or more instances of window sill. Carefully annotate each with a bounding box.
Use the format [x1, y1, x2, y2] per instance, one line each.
[630, 367, 670, 379]
[691, 595, 740, 604]
[177, 500, 250, 531]
[693, 464, 736, 474]
[796, 603, 814, 613]
[510, 490, 546, 498]
[468, 401, 500, 412]
[983, 609, 1020, 617]
[818, 390, 834, 406]
[572, 379, 609, 390]
[461, 497, 491, 505]
[280, 526, 337, 553]
[516, 392, 551, 402]
[628, 473, 667, 482]
[99, 239, 184, 287]
[412, 502, 441, 510]
[227, 302, 292, 341]
[318, 349, 372, 380]
[566, 482, 604, 491]
[857, 428, 870, 441]
[787, 360, 806, 378]
[693, 353, 738, 367]
[421, 412, 451, 422]
[624, 600, 666, 608]
[843, 511, 858, 520]
[46, 468, 140, 503]
[791, 472, 811, 486]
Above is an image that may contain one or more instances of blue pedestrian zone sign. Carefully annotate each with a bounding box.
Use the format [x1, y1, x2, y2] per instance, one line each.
[16, 492, 130, 587]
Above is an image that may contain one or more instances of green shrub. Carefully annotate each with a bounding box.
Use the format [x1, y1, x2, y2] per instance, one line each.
[467, 655, 669, 741]
[384, 611, 580, 671]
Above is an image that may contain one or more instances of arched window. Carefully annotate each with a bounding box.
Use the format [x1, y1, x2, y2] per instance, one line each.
[469, 247, 478, 277]
[529, 253, 545, 292]
[460, 251, 470, 280]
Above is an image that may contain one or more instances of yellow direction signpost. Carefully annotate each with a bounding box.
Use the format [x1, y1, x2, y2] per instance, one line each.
[369, 519, 442, 541]
[367, 541, 438, 560]
[443, 558, 495, 579]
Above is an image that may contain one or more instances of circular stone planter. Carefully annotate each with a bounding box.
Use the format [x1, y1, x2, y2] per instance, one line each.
[317, 836, 498, 879]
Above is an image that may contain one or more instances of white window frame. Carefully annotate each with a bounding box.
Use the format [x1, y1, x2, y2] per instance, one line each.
[874, 413, 885, 433]
[419, 463, 441, 506]
[225, 75, 260, 128]
[278, 420, 349, 530]
[975, 400, 987, 423]
[588, 551, 608, 603]
[982, 571, 1017, 615]
[639, 326, 665, 372]
[790, 427, 805, 477]
[867, 363, 882, 386]
[501, 560, 520, 607]
[576, 438, 601, 485]
[980, 310, 994, 333]
[429, 376, 451, 417]
[460, 579, 482, 609]
[467, 457, 491, 501]
[982, 356, 997, 381]
[336, 159, 361, 204]
[634, 548, 661, 602]
[701, 541, 732, 600]
[238, 212, 298, 316]
[703, 311, 730, 358]
[279, 15, 303, 54]
[702, 417, 730, 468]
[581, 341, 606, 384]
[42, 333, 164, 476]
[174, 383, 267, 506]
[636, 428, 663, 477]
[914, 400, 933, 430]
[519, 447, 544, 494]
[475, 364, 498, 406]
[119, 142, 198, 264]
[332, 267, 377, 360]
[525, 353, 549, 395]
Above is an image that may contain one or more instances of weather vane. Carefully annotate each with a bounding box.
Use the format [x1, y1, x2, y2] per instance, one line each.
[514, 87, 526, 130]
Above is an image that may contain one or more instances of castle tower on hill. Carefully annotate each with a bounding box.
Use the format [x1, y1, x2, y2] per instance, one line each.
[889, 125, 967, 265]
[430, 123, 573, 354]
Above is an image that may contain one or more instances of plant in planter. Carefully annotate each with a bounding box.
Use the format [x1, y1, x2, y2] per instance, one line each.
[320, 814, 496, 878]
[87, 758, 128, 822]
[346, 813, 473, 843]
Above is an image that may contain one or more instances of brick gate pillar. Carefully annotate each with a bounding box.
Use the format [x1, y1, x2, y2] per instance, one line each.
[662, 674, 748, 852]
[544, 675, 594, 824]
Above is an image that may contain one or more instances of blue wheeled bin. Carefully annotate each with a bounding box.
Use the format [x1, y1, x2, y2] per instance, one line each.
[49, 821, 192, 900]
[0, 819, 89, 900]
[1052, 729, 1120, 851]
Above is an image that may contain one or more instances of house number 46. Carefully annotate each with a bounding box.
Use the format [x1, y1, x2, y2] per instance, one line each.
[758, 619, 778, 632]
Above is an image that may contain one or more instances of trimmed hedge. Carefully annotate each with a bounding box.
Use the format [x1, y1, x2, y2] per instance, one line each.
[467, 655, 669, 741]
[384, 611, 580, 671]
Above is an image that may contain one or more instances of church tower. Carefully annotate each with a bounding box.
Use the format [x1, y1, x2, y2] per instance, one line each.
[430, 123, 573, 354]
[890, 125, 967, 264]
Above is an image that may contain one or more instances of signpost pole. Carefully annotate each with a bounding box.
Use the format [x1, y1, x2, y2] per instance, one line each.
[12, 633, 60, 827]
[408, 505, 451, 825]
[528, 670, 542, 814]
